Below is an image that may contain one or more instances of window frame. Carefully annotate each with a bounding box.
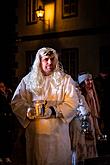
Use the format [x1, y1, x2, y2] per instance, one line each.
[26, 0, 37, 25]
[60, 48, 79, 80]
[62, 0, 78, 18]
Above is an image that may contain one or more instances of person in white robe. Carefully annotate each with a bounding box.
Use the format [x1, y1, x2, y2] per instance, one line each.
[70, 83, 98, 164]
[11, 47, 79, 165]
[77, 72, 105, 159]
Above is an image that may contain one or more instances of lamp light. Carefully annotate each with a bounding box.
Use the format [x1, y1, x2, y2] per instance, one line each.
[35, 6, 44, 20]
[35, 5, 50, 31]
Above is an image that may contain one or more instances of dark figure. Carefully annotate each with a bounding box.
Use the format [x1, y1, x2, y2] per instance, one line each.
[0, 81, 14, 164]
[94, 71, 110, 155]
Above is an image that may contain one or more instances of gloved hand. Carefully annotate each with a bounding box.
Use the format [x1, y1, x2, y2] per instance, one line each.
[77, 104, 88, 117]
[27, 107, 36, 119]
[43, 108, 52, 118]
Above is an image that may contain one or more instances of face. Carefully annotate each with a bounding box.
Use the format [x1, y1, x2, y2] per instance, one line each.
[40, 54, 57, 76]
[0, 82, 6, 93]
[85, 78, 93, 89]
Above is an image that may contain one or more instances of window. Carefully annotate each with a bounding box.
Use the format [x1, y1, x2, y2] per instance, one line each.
[62, 0, 78, 18]
[26, 50, 36, 73]
[26, 0, 37, 24]
[60, 48, 79, 80]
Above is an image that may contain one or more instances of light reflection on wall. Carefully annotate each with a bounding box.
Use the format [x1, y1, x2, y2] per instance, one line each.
[44, 3, 55, 31]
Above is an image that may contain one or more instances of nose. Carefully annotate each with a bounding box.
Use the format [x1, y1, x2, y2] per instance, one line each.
[48, 59, 52, 64]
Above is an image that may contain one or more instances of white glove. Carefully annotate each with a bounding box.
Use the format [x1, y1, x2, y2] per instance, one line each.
[77, 98, 88, 117]
[78, 105, 87, 116]
[27, 107, 36, 119]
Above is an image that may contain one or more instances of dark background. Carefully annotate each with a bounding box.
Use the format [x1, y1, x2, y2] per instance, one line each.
[0, 1, 17, 87]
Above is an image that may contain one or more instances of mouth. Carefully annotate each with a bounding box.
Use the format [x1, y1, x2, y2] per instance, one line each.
[47, 66, 53, 70]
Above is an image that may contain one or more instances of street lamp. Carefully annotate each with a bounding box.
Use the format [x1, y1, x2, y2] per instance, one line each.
[35, 6, 44, 21]
[35, 5, 50, 30]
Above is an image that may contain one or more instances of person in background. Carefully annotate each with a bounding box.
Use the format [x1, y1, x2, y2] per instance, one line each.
[5, 86, 13, 104]
[77, 72, 103, 139]
[70, 82, 98, 164]
[11, 47, 79, 165]
[77, 72, 107, 158]
[94, 70, 110, 155]
[94, 70, 110, 134]
[0, 81, 13, 164]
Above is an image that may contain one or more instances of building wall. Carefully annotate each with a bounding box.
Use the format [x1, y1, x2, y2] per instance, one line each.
[15, 0, 110, 83]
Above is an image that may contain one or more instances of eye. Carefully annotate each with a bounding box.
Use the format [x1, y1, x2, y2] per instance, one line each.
[45, 58, 49, 61]
[42, 57, 49, 62]
[50, 57, 54, 61]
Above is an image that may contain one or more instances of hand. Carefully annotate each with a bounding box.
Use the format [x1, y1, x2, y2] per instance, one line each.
[43, 108, 52, 118]
[77, 105, 87, 116]
[27, 107, 36, 120]
[49, 106, 63, 118]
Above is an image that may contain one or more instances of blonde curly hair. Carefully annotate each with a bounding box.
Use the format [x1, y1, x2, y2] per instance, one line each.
[27, 47, 65, 95]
